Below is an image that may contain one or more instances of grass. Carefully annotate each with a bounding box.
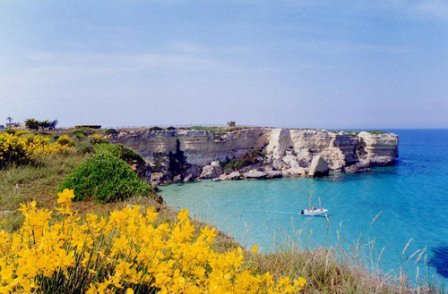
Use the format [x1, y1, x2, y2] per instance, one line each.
[0, 130, 442, 293]
[249, 247, 413, 293]
[0, 145, 237, 244]
[0, 152, 241, 264]
[0, 155, 85, 209]
[188, 125, 242, 132]
[93, 143, 145, 164]
[368, 130, 387, 135]
[256, 244, 443, 293]
[0, 156, 160, 228]
[0, 154, 81, 230]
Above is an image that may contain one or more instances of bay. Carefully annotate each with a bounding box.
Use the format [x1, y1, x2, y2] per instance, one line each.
[160, 130, 448, 286]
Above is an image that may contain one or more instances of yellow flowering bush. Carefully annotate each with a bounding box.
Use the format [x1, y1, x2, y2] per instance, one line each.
[0, 133, 74, 167]
[0, 189, 306, 293]
[56, 135, 75, 147]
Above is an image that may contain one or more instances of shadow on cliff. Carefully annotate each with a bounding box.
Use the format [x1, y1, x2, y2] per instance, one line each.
[428, 246, 448, 278]
[168, 139, 190, 178]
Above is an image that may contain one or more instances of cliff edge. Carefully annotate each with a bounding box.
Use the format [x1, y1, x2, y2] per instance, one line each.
[110, 127, 398, 185]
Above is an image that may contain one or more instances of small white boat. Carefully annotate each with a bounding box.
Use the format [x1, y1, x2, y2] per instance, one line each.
[300, 208, 328, 216]
[301, 193, 329, 216]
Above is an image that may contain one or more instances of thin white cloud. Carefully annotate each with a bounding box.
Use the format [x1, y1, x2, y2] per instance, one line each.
[414, 0, 448, 19]
[236, 0, 448, 21]
[11, 44, 330, 79]
[19, 52, 235, 75]
[353, 0, 448, 21]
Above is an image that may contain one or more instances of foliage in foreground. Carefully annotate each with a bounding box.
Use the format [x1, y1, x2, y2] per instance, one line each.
[58, 154, 150, 203]
[253, 249, 410, 294]
[0, 132, 74, 168]
[0, 189, 306, 293]
[94, 143, 144, 165]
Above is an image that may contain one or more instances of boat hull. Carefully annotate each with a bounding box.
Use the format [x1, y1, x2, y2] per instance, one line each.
[300, 209, 328, 216]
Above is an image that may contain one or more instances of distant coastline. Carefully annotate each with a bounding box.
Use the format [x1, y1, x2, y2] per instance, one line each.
[109, 126, 399, 187]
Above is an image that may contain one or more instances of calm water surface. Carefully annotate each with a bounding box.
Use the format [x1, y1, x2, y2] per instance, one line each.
[160, 130, 448, 285]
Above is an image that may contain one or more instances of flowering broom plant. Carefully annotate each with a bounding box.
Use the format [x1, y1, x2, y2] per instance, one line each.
[0, 189, 306, 293]
[0, 133, 74, 167]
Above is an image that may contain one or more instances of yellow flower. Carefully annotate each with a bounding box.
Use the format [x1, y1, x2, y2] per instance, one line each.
[56, 188, 75, 215]
[251, 244, 259, 254]
[0, 189, 306, 293]
[57, 188, 75, 205]
[146, 206, 158, 223]
[177, 209, 189, 221]
[0, 132, 75, 167]
[295, 276, 307, 288]
[200, 226, 217, 243]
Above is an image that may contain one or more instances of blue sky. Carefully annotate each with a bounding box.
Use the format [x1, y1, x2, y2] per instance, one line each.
[0, 0, 447, 128]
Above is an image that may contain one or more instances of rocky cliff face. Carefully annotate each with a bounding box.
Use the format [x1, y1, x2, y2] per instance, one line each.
[111, 127, 398, 184]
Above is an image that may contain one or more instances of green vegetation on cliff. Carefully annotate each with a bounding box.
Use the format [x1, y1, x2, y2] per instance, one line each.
[94, 143, 145, 164]
[223, 150, 265, 172]
[0, 128, 439, 293]
[58, 154, 151, 202]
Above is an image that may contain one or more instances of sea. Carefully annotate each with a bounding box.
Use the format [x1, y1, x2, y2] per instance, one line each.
[160, 129, 448, 286]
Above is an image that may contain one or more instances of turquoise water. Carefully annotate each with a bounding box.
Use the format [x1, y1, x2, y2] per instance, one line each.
[160, 130, 448, 286]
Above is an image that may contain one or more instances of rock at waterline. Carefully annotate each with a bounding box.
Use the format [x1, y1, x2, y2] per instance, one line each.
[226, 171, 242, 180]
[150, 172, 165, 185]
[243, 170, 268, 179]
[344, 161, 369, 174]
[308, 155, 329, 177]
[266, 170, 283, 178]
[199, 162, 223, 179]
[282, 167, 307, 177]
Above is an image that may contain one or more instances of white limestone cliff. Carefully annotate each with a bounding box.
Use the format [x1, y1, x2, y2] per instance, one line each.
[111, 127, 398, 183]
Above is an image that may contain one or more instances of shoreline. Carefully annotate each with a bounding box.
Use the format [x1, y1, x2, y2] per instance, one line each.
[0, 128, 440, 293]
[109, 126, 399, 188]
[158, 172, 443, 291]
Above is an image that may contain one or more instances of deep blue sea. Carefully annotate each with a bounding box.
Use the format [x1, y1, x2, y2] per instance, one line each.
[160, 130, 448, 286]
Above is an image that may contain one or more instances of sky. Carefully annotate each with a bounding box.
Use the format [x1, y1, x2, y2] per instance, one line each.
[0, 0, 447, 129]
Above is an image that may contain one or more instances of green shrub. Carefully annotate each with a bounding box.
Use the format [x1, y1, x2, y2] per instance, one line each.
[58, 154, 150, 202]
[72, 128, 94, 139]
[190, 126, 216, 131]
[5, 129, 16, 135]
[368, 130, 386, 135]
[89, 133, 109, 144]
[189, 126, 239, 132]
[76, 142, 94, 154]
[56, 135, 75, 146]
[93, 143, 119, 155]
[223, 150, 265, 172]
[94, 143, 144, 164]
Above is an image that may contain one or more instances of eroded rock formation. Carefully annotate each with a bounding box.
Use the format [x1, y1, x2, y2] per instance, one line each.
[111, 127, 398, 184]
